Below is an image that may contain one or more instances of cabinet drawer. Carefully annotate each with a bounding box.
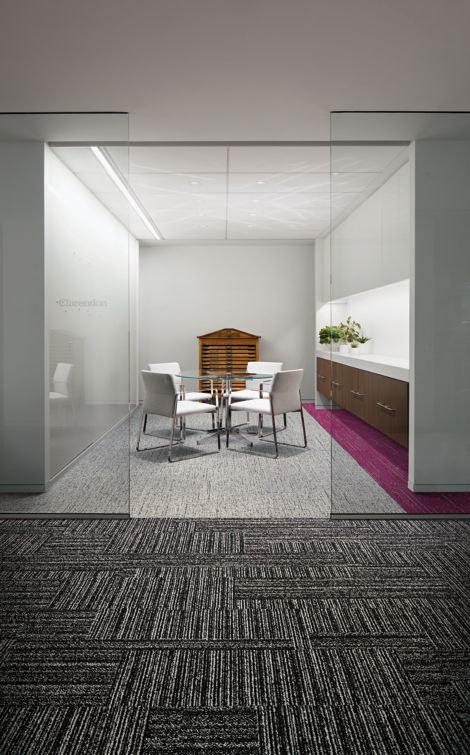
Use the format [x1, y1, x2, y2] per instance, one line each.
[370, 374, 409, 447]
[316, 357, 331, 399]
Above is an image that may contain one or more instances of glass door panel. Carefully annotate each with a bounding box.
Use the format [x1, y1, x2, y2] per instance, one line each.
[329, 112, 470, 516]
[0, 113, 131, 516]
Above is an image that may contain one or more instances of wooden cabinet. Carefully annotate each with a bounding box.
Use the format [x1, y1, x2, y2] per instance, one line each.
[345, 365, 371, 423]
[369, 374, 409, 448]
[198, 328, 260, 392]
[316, 357, 331, 399]
[316, 357, 409, 447]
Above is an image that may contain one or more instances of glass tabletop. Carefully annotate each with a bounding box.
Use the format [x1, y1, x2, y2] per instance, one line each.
[175, 369, 273, 381]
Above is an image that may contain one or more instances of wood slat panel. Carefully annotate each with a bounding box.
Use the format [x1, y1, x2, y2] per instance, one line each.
[198, 328, 260, 392]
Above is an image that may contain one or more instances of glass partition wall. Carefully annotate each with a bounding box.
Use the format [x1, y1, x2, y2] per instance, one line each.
[0, 113, 133, 516]
[327, 112, 470, 516]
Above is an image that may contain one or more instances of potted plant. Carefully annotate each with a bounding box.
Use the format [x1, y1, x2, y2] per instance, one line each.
[354, 334, 372, 354]
[318, 325, 341, 351]
[338, 316, 361, 354]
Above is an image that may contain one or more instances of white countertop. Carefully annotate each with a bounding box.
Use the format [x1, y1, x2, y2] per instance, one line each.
[316, 350, 409, 382]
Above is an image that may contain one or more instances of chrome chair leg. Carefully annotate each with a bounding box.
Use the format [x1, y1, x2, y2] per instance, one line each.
[300, 405, 307, 447]
[143, 413, 148, 434]
[168, 414, 177, 462]
[271, 409, 279, 458]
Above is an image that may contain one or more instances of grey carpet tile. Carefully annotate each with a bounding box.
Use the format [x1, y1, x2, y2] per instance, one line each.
[0, 409, 402, 516]
[0, 518, 469, 754]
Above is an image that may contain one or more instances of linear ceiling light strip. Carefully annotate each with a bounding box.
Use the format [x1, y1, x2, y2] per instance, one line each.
[90, 146, 163, 241]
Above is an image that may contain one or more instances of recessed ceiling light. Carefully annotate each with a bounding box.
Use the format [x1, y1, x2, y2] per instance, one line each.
[190, 180, 201, 185]
[256, 180, 265, 185]
[252, 199, 259, 203]
[249, 212, 257, 217]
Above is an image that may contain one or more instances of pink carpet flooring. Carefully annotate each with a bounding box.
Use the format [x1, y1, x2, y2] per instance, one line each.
[304, 404, 470, 515]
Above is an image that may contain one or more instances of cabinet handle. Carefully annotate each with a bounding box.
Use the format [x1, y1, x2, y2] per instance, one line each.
[351, 390, 365, 398]
[317, 374, 326, 381]
[377, 401, 396, 414]
[331, 381, 342, 387]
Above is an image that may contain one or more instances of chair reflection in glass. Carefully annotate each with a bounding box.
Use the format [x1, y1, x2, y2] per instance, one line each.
[49, 362, 75, 427]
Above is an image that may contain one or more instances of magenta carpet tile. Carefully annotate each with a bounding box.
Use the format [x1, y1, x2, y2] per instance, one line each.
[304, 404, 470, 515]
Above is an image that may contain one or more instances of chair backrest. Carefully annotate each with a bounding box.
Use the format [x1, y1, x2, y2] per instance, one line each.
[53, 362, 74, 397]
[246, 361, 283, 392]
[270, 369, 303, 415]
[141, 370, 178, 418]
[148, 362, 181, 391]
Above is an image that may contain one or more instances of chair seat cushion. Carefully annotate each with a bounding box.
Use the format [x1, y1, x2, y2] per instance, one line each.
[176, 400, 217, 416]
[227, 389, 270, 400]
[183, 391, 212, 402]
[230, 398, 271, 414]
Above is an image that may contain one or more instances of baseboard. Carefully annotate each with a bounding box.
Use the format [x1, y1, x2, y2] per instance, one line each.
[0, 484, 46, 494]
[0, 513, 130, 520]
[409, 482, 470, 492]
[331, 513, 470, 520]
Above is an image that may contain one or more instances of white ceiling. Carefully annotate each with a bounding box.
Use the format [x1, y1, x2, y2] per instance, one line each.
[1, 1, 469, 142]
[52, 143, 408, 241]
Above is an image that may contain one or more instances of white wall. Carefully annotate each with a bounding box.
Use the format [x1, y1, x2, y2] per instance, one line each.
[0, 142, 46, 491]
[45, 147, 138, 478]
[330, 162, 410, 301]
[139, 242, 316, 398]
[318, 280, 409, 359]
[410, 139, 470, 491]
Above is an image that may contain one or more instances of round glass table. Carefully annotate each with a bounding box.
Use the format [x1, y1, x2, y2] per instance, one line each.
[175, 369, 274, 445]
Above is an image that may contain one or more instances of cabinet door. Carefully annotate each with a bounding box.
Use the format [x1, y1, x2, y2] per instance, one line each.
[331, 362, 352, 408]
[370, 374, 409, 447]
[316, 357, 331, 399]
[348, 367, 370, 422]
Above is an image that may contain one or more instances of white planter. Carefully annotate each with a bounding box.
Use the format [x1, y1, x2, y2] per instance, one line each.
[339, 344, 350, 355]
[355, 341, 372, 354]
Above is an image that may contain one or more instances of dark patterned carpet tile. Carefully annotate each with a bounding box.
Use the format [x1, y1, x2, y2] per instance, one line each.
[258, 703, 470, 755]
[0, 704, 150, 755]
[90, 606, 296, 642]
[142, 708, 260, 754]
[85, 571, 235, 632]
[0, 517, 468, 754]
[0, 571, 66, 610]
[234, 577, 452, 602]
[0, 610, 95, 641]
[293, 597, 430, 639]
[396, 649, 470, 696]
[48, 570, 133, 612]
[0, 531, 51, 556]
[104, 519, 197, 555]
[0, 645, 123, 704]
[146, 649, 308, 708]
[297, 647, 422, 708]
[414, 548, 470, 598]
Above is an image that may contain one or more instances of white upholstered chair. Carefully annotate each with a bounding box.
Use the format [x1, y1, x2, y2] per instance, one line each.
[137, 370, 220, 462]
[228, 369, 307, 458]
[228, 361, 283, 401]
[227, 360, 285, 433]
[148, 362, 211, 402]
[147, 361, 215, 434]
